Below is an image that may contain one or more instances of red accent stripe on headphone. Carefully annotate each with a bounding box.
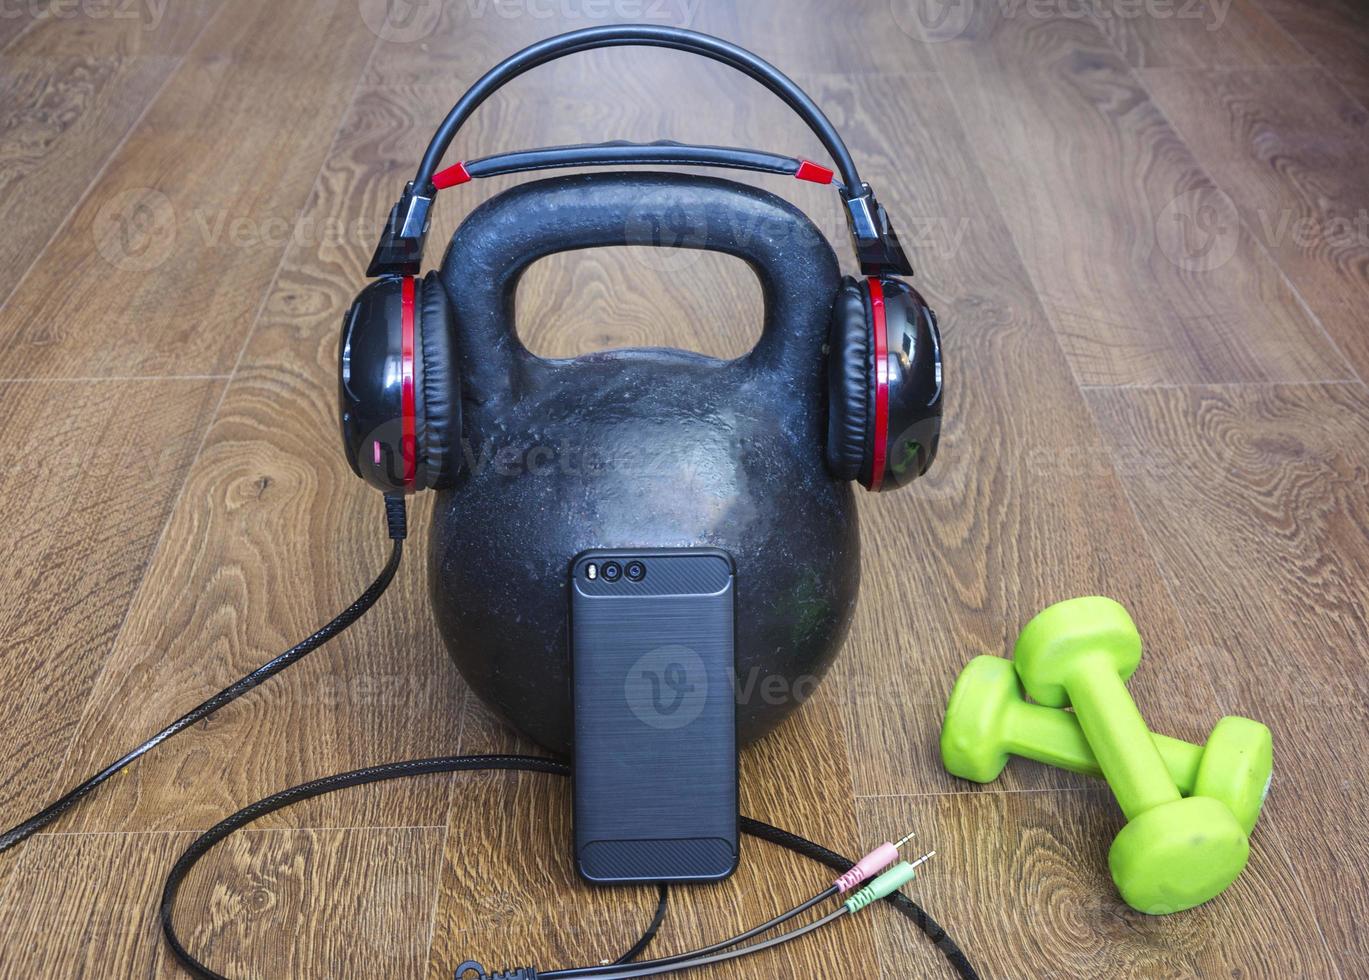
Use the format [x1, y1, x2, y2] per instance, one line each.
[868, 278, 889, 491]
[400, 275, 417, 489]
[432, 161, 471, 189]
[794, 160, 834, 184]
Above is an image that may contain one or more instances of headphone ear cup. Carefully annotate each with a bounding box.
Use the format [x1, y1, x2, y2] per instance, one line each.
[414, 271, 461, 491]
[825, 276, 874, 483]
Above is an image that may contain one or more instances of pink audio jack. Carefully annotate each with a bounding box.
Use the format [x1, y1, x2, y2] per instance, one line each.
[834, 829, 918, 893]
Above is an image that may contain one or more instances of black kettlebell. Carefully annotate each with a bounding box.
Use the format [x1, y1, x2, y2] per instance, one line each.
[337, 27, 944, 754]
[427, 172, 857, 752]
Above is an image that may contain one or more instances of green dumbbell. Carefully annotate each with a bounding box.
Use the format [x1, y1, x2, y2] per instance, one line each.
[1013, 597, 1250, 914]
[941, 655, 1272, 834]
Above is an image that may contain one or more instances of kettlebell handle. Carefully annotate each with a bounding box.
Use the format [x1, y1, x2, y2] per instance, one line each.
[439, 172, 840, 399]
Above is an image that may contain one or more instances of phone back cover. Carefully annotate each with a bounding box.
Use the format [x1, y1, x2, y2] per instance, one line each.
[571, 550, 738, 883]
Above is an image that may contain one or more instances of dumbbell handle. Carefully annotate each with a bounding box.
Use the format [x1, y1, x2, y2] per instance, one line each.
[1001, 699, 1202, 792]
[1063, 657, 1181, 819]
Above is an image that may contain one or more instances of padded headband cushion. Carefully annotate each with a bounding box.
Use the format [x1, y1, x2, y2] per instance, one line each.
[825, 276, 873, 482]
[417, 271, 460, 489]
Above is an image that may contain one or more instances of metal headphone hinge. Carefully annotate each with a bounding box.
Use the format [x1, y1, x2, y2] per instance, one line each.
[844, 183, 914, 278]
[365, 182, 432, 277]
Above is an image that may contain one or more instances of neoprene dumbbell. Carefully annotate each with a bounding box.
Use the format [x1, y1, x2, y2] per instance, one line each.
[941, 655, 1272, 834]
[1012, 596, 1250, 914]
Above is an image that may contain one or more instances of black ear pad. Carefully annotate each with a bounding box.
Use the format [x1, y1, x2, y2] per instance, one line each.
[414, 271, 460, 490]
[825, 275, 874, 482]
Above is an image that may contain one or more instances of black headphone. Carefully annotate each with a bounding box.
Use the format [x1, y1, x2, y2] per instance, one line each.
[338, 25, 943, 495]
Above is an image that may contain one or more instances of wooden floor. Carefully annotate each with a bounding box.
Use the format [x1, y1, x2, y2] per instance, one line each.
[1, 0, 1366, 976]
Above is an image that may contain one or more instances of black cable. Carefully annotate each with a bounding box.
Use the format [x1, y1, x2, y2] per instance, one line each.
[610, 884, 668, 966]
[739, 816, 979, 980]
[0, 495, 408, 856]
[159, 756, 979, 980]
[545, 885, 838, 979]
[413, 26, 864, 196]
[564, 909, 849, 980]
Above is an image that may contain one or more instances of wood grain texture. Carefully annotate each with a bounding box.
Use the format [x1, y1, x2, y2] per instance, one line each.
[1256, 0, 1369, 110]
[1087, 381, 1369, 972]
[0, 1, 1366, 978]
[0, 0, 219, 307]
[797, 69, 1217, 794]
[1089, 0, 1310, 68]
[1140, 65, 1369, 380]
[0, 378, 223, 830]
[859, 791, 1335, 979]
[919, 7, 1350, 386]
[0, 826, 445, 979]
[0, 0, 377, 380]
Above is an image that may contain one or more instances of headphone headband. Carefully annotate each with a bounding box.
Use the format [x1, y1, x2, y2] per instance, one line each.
[415, 25, 862, 194]
[367, 26, 913, 280]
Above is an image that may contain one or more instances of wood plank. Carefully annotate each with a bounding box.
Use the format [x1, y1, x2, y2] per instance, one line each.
[1089, 0, 1310, 68]
[0, 831, 193, 978]
[0, 0, 377, 380]
[858, 791, 1335, 979]
[1141, 66, 1369, 379]
[0, 826, 444, 978]
[1256, 0, 1369, 110]
[1087, 381, 1369, 971]
[361, 1, 741, 88]
[46, 91, 476, 838]
[0, 378, 222, 832]
[919, 9, 1349, 385]
[0, 0, 219, 306]
[434, 690, 881, 980]
[786, 69, 1215, 794]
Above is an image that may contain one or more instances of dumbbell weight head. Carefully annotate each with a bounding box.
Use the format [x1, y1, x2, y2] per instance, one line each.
[1192, 715, 1273, 836]
[1012, 596, 1250, 913]
[1109, 796, 1249, 914]
[941, 656, 1273, 833]
[1012, 596, 1142, 708]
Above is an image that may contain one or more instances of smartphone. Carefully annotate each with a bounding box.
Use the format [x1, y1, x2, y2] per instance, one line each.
[570, 548, 739, 884]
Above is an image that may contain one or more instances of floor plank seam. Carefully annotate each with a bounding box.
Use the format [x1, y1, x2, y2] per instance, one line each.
[423, 686, 472, 976]
[853, 785, 1096, 801]
[0, 1, 230, 317]
[0, 375, 234, 384]
[1252, 0, 1369, 119]
[46, 5, 391, 846]
[1127, 59, 1366, 390]
[1078, 378, 1367, 392]
[1077, 389, 1343, 974]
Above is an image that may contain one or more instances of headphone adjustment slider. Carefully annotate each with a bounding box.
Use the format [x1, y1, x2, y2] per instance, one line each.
[844, 183, 914, 279]
[365, 181, 432, 278]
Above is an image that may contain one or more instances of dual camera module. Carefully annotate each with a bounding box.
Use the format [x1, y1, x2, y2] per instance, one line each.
[586, 559, 646, 583]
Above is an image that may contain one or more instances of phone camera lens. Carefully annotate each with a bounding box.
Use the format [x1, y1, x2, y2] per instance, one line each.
[625, 561, 646, 582]
[601, 561, 622, 582]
